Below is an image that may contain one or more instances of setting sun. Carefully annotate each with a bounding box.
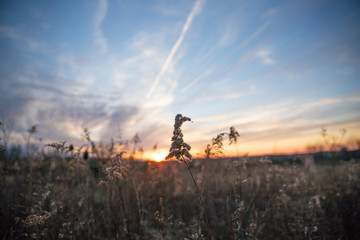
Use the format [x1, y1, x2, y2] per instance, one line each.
[150, 150, 168, 162]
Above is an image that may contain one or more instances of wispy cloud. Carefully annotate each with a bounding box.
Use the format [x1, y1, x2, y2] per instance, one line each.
[146, 0, 205, 99]
[0, 25, 48, 53]
[257, 49, 276, 65]
[262, 7, 279, 18]
[237, 21, 270, 50]
[93, 0, 108, 53]
[195, 97, 360, 129]
[225, 44, 263, 74]
[181, 69, 211, 93]
[0, 25, 21, 40]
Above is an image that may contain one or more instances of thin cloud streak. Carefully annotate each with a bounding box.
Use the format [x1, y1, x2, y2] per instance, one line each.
[194, 96, 360, 133]
[146, 0, 205, 99]
[262, 7, 279, 18]
[237, 21, 270, 50]
[94, 0, 108, 53]
[181, 69, 211, 92]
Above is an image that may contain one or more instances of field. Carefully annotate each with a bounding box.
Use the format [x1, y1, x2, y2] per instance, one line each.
[1, 149, 360, 239]
[1, 116, 360, 239]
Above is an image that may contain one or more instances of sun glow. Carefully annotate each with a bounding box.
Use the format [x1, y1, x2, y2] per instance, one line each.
[150, 149, 168, 162]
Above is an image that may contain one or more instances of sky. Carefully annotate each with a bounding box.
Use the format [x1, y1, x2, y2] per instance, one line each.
[0, 0, 360, 159]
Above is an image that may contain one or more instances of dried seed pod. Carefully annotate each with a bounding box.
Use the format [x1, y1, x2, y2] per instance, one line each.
[166, 114, 192, 162]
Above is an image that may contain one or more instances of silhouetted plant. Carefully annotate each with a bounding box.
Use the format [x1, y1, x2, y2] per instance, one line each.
[166, 114, 212, 239]
[25, 125, 37, 157]
[229, 126, 240, 145]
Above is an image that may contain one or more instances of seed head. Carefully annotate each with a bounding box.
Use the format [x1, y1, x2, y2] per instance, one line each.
[101, 152, 128, 182]
[166, 114, 192, 162]
[229, 126, 240, 145]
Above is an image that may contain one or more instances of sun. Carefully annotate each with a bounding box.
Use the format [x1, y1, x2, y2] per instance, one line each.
[151, 153, 166, 162]
[151, 150, 168, 162]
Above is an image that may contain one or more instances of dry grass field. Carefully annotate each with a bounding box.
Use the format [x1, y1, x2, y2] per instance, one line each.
[1, 117, 360, 239]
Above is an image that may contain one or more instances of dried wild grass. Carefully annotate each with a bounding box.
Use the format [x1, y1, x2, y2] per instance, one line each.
[0, 115, 360, 239]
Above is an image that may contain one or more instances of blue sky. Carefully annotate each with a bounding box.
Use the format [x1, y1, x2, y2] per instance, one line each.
[1, 0, 360, 157]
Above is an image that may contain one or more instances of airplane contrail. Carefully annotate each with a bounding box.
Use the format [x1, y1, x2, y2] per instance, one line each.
[146, 0, 205, 99]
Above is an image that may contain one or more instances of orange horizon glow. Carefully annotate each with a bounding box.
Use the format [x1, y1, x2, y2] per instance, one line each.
[136, 133, 360, 160]
[138, 149, 169, 162]
[63, 126, 360, 161]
